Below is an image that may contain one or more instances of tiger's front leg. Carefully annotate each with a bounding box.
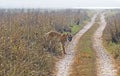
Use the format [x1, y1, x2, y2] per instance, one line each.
[61, 43, 66, 54]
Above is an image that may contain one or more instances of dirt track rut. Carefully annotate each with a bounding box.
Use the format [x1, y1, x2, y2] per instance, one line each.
[93, 13, 117, 76]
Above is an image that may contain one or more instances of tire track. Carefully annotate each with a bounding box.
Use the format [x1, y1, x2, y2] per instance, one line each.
[56, 13, 98, 76]
[93, 13, 117, 76]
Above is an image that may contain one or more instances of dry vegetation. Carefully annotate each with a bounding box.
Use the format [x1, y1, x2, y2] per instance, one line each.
[0, 9, 92, 76]
[103, 10, 120, 75]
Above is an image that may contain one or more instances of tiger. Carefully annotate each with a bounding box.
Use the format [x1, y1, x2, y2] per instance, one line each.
[43, 31, 72, 54]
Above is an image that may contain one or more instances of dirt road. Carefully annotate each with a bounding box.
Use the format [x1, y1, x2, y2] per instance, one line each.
[56, 13, 98, 76]
[93, 13, 117, 76]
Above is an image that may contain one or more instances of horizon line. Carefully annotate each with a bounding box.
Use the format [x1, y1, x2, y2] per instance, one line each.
[0, 7, 120, 9]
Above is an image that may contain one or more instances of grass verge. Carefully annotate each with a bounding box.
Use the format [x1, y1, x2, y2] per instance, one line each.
[103, 36, 120, 76]
[69, 18, 99, 76]
[70, 20, 89, 35]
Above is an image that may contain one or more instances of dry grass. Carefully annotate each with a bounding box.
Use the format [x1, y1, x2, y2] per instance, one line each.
[69, 17, 100, 76]
[103, 10, 120, 76]
[0, 10, 58, 76]
[0, 23, 56, 76]
[0, 9, 93, 76]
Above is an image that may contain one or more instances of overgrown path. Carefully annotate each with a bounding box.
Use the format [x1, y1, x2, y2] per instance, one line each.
[93, 13, 117, 76]
[56, 13, 98, 76]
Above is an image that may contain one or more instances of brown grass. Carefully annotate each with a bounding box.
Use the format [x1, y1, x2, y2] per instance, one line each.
[0, 9, 93, 76]
[103, 10, 120, 76]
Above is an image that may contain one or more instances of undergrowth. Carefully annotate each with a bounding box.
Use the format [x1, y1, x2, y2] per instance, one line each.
[0, 9, 93, 76]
